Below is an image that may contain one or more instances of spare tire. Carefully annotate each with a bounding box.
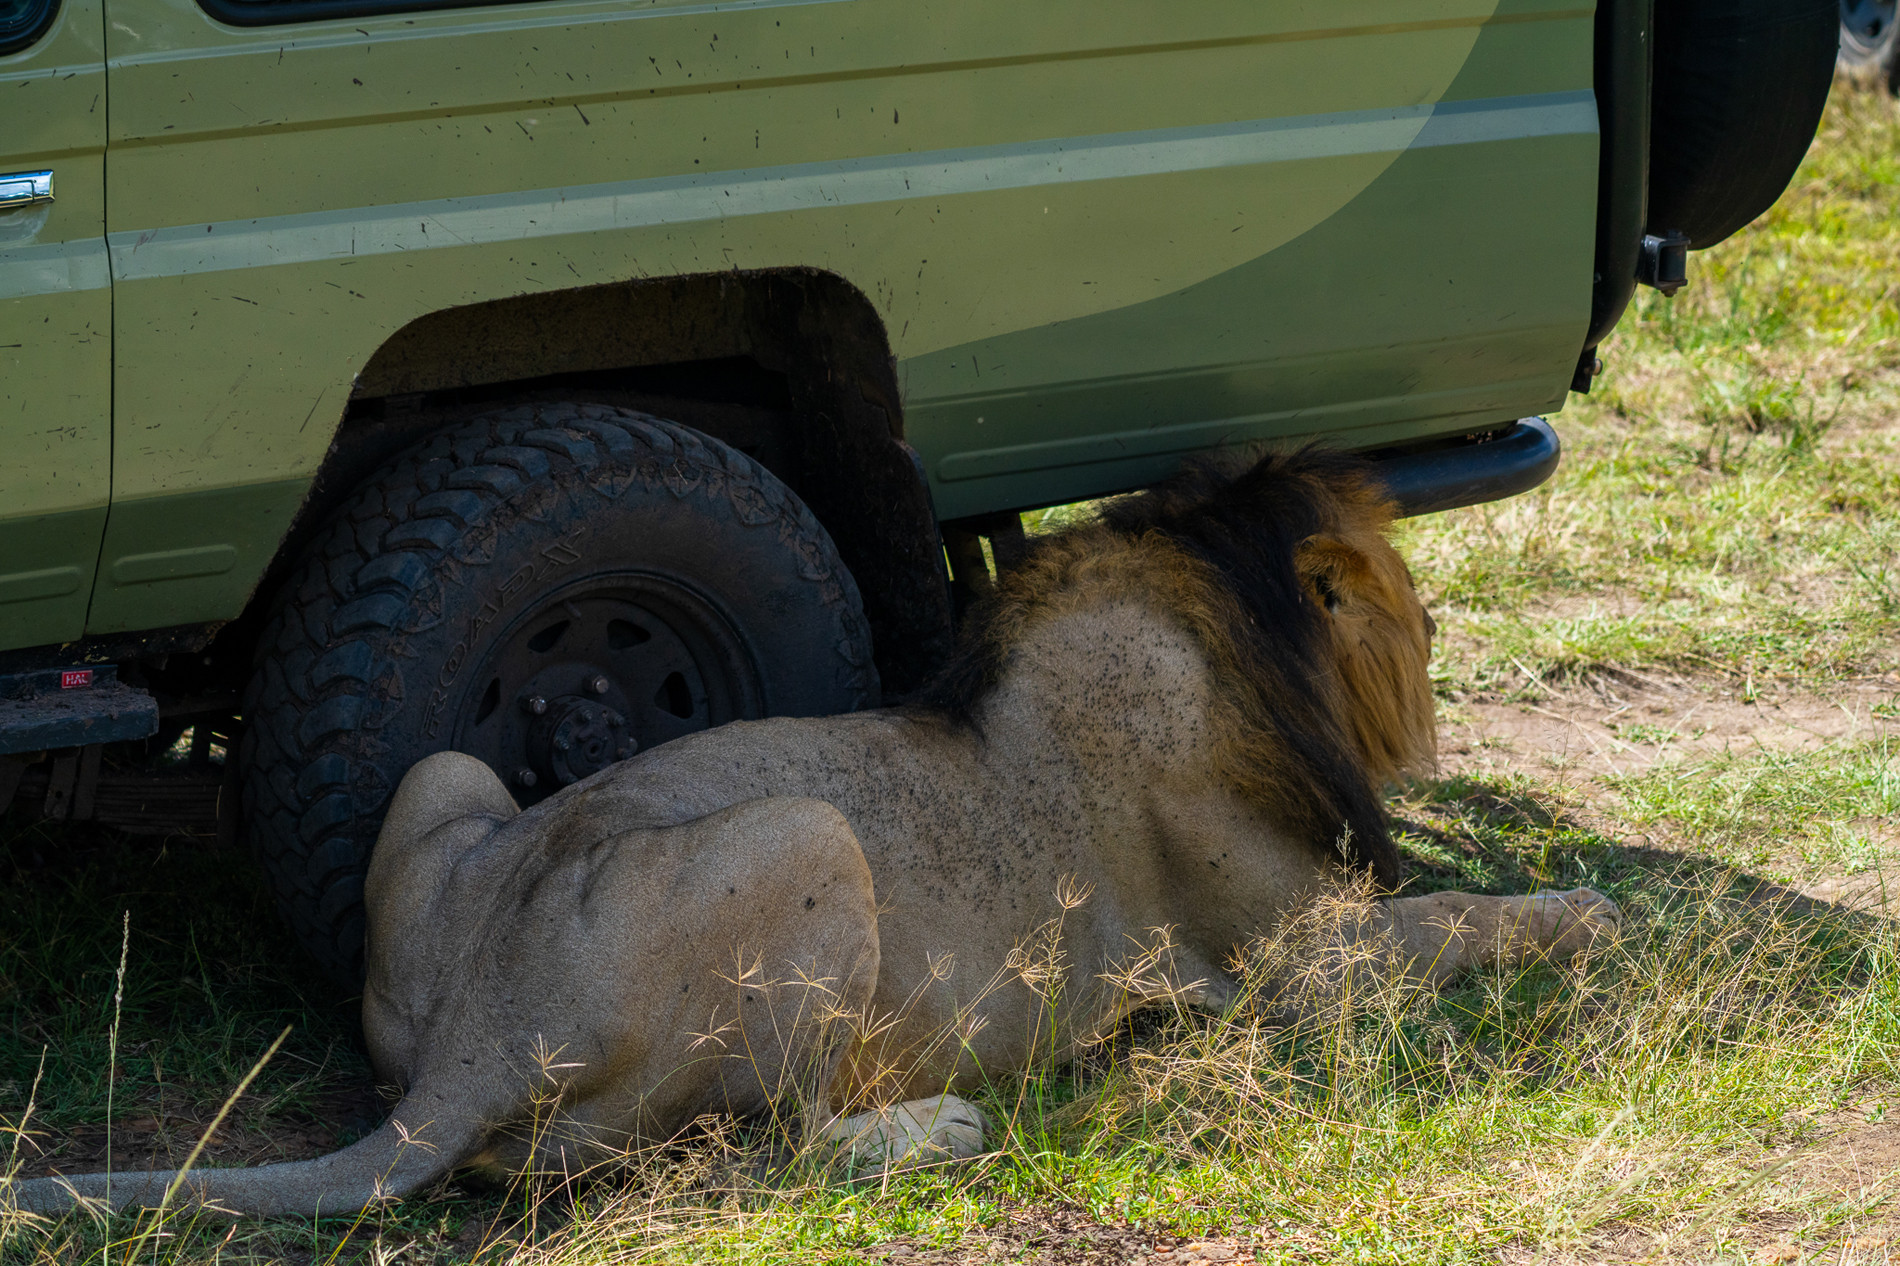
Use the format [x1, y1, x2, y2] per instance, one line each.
[1648, 0, 1839, 249]
[1840, 0, 1900, 94]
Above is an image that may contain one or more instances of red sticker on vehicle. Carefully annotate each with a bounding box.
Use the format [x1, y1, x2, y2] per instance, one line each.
[60, 669, 92, 689]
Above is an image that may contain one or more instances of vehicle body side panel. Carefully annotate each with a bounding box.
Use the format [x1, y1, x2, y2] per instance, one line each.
[74, 0, 1594, 643]
[0, 0, 112, 650]
[83, 480, 308, 633]
[907, 12, 1598, 517]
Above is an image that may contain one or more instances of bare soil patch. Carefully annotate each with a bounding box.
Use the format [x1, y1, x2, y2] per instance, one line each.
[1440, 670, 1900, 889]
[857, 1205, 1274, 1266]
[1443, 672, 1897, 771]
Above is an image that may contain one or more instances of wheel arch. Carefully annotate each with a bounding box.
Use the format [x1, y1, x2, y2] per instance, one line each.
[280, 267, 954, 699]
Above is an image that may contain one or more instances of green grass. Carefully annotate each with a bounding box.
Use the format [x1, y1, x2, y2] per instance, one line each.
[6, 76, 1900, 1266]
[1608, 739, 1900, 865]
[11, 797, 1897, 1265]
[1401, 80, 1900, 695]
[19, 838, 1892, 1266]
[0, 827, 361, 1132]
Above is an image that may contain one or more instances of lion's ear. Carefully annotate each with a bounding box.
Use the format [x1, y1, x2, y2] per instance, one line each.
[1294, 535, 1370, 616]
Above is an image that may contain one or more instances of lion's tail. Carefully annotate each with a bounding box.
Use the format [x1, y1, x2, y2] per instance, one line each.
[5, 1084, 482, 1219]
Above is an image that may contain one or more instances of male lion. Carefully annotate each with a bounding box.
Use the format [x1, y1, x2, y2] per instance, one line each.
[9, 450, 1618, 1218]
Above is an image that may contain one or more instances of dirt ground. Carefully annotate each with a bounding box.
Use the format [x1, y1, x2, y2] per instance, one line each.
[1439, 668, 1900, 905]
[858, 1212, 1270, 1266]
[11, 1084, 387, 1183]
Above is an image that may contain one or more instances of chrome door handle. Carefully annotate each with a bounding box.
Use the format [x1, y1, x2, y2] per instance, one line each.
[0, 171, 54, 209]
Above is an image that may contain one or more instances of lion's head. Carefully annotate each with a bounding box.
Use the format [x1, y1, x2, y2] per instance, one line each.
[1286, 489, 1438, 787]
[922, 447, 1436, 888]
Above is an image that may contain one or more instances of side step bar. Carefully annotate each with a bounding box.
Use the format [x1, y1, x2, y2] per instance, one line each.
[1369, 417, 1563, 518]
[0, 665, 161, 756]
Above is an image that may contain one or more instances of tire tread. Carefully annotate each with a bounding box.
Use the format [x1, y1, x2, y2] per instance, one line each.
[240, 405, 874, 985]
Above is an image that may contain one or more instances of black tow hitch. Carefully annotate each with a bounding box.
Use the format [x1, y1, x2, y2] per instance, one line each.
[1637, 230, 1691, 297]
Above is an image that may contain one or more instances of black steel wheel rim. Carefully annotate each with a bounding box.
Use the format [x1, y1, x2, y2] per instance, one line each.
[1843, 0, 1897, 50]
[451, 572, 764, 803]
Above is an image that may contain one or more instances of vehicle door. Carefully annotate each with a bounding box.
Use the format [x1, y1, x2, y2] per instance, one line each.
[0, 0, 110, 651]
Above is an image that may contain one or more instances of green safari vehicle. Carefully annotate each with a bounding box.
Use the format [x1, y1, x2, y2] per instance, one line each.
[0, 0, 1837, 981]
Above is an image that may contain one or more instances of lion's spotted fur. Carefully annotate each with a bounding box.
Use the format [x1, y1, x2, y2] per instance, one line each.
[924, 448, 1435, 887]
[6, 448, 1621, 1224]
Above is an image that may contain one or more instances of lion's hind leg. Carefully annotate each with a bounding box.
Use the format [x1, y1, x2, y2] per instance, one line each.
[432, 796, 886, 1180]
[820, 1094, 990, 1177]
[676, 798, 887, 1127]
[363, 751, 523, 1080]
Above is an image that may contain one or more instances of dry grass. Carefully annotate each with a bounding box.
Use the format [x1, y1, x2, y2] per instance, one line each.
[9, 867, 1893, 1265]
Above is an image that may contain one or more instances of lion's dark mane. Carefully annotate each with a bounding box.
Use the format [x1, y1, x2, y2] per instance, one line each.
[916, 448, 1406, 889]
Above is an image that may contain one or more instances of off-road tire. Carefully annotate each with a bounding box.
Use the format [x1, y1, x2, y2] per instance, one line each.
[240, 404, 878, 987]
[1648, 0, 1839, 249]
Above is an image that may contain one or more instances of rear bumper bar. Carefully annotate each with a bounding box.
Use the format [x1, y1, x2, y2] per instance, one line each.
[1368, 417, 1562, 518]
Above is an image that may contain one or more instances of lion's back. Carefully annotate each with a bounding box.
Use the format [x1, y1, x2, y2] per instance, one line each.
[525, 709, 975, 842]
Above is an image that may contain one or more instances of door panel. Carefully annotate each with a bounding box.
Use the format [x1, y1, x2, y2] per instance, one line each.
[0, 0, 110, 651]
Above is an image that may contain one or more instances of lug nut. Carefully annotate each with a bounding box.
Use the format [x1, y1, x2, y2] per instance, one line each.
[523, 695, 548, 716]
[516, 768, 538, 788]
[555, 736, 570, 752]
[616, 743, 635, 759]
[587, 675, 610, 695]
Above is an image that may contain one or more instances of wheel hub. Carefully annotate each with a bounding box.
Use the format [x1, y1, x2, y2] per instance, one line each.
[450, 576, 763, 805]
[526, 693, 634, 786]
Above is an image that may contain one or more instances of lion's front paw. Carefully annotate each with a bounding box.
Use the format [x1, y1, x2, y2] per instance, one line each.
[824, 1094, 989, 1177]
